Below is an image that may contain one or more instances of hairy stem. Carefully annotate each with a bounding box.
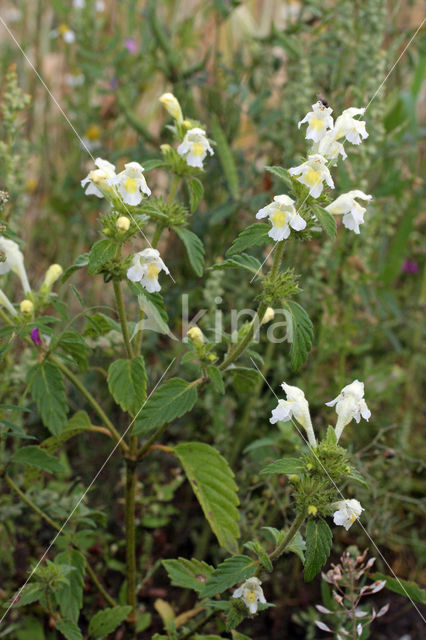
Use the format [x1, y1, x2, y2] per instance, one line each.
[113, 279, 133, 360]
[4, 474, 116, 607]
[268, 511, 306, 562]
[125, 451, 138, 637]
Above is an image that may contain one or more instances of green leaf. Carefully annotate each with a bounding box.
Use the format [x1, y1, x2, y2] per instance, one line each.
[264, 166, 293, 189]
[12, 446, 64, 474]
[55, 619, 83, 640]
[325, 425, 337, 445]
[210, 115, 239, 200]
[312, 205, 337, 240]
[143, 158, 167, 171]
[226, 223, 270, 257]
[58, 331, 91, 370]
[13, 583, 44, 607]
[107, 356, 147, 416]
[347, 467, 368, 487]
[28, 362, 68, 436]
[128, 283, 172, 337]
[88, 605, 132, 638]
[210, 254, 262, 275]
[83, 312, 121, 337]
[87, 239, 117, 275]
[304, 519, 332, 582]
[260, 457, 305, 476]
[287, 531, 306, 563]
[162, 557, 214, 593]
[372, 573, 426, 604]
[380, 196, 419, 286]
[244, 541, 272, 572]
[206, 365, 225, 394]
[40, 411, 92, 456]
[283, 300, 314, 371]
[133, 378, 198, 436]
[175, 227, 205, 277]
[175, 442, 240, 554]
[61, 253, 90, 283]
[186, 177, 204, 212]
[201, 556, 257, 598]
[55, 550, 86, 623]
[231, 367, 261, 393]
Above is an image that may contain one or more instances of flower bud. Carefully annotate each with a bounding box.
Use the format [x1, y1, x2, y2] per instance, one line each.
[42, 264, 63, 291]
[159, 93, 183, 124]
[116, 216, 130, 232]
[308, 505, 318, 516]
[160, 144, 172, 154]
[20, 299, 34, 315]
[261, 306, 275, 325]
[187, 326, 204, 348]
[182, 119, 192, 129]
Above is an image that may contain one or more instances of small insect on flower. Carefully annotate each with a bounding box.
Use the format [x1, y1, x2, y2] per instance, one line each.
[289, 154, 334, 198]
[332, 499, 364, 531]
[127, 248, 169, 293]
[298, 101, 334, 143]
[333, 107, 368, 145]
[256, 194, 306, 241]
[110, 162, 151, 206]
[270, 382, 316, 447]
[326, 191, 372, 234]
[81, 158, 116, 198]
[177, 128, 214, 169]
[232, 577, 267, 614]
[326, 380, 371, 441]
[0, 236, 31, 293]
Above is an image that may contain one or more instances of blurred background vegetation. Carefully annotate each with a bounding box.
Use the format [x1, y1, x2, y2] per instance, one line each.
[0, 1, 425, 638]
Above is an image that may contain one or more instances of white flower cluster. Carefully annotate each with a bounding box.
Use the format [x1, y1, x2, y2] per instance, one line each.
[81, 158, 151, 206]
[159, 93, 214, 170]
[269, 379, 371, 530]
[257, 101, 372, 241]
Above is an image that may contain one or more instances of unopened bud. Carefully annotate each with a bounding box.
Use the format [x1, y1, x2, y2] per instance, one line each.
[308, 505, 318, 516]
[43, 264, 63, 290]
[182, 119, 192, 129]
[160, 144, 171, 154]
[159, 93, 183, 124]
[289, 474, 299, 483]
[116, 216, 130, 232]
[20, 299, 34, 315]
[261, 306, 275, 325]
[187, 326, 204, 348]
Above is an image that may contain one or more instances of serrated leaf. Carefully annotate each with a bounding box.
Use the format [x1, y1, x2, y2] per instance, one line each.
[201, 556, 257, 598]
[260, 457, 305, 475]
[175, 443, 240, 554]
[58, 331, 91, 370]
[206, 365, 225, 394]
[61, 253, 89, 283]
[28, 362, 68, 436]
[304, 519, 332, 582]
[231, 367, 261, 392]
[244, 541, 272, 572]
[226, 223, 270, 257]
[55, 550, 86, 623]
[312, 205, 337, 239]
[133, 378, 198, 436]
[13, 583, 43, 607]
[287, 531, 306, 563]
[226, 605, 246, 631]
[88, 605, 132, 638]
[162, 557, 214, 593]
[107, 356, 147, 416]
[186, 177, 204, 212]
[210, 254, 262, 275]
[55, 619, 83, 640]
[372, 573, 426, 604]
[283, 300, 314, 371]
[83, 312, 121, 337]
[265, 166, 293, 188]
[210, 115, 239, 200]
[87, 239, 117, 275]
[12, 446, 64, 474]
[175, 227, 205, 276]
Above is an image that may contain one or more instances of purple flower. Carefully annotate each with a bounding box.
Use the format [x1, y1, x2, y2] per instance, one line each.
[402, 259, 418, 274]
[30, 327, 42, 346]
[124, 38, 137, 54]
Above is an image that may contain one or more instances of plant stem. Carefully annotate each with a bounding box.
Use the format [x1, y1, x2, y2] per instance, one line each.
[4, 474, 116, 607]
[125, 449, 137, 637]
[177, 609, 217, 640]
[113, 279, 133, 359]
[168, 175, 180, 205]
[218, 241, 285, 371]
[151, 224, 164, 248]
[51, 356, 126, 452]
[268, 511, 306, 562]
